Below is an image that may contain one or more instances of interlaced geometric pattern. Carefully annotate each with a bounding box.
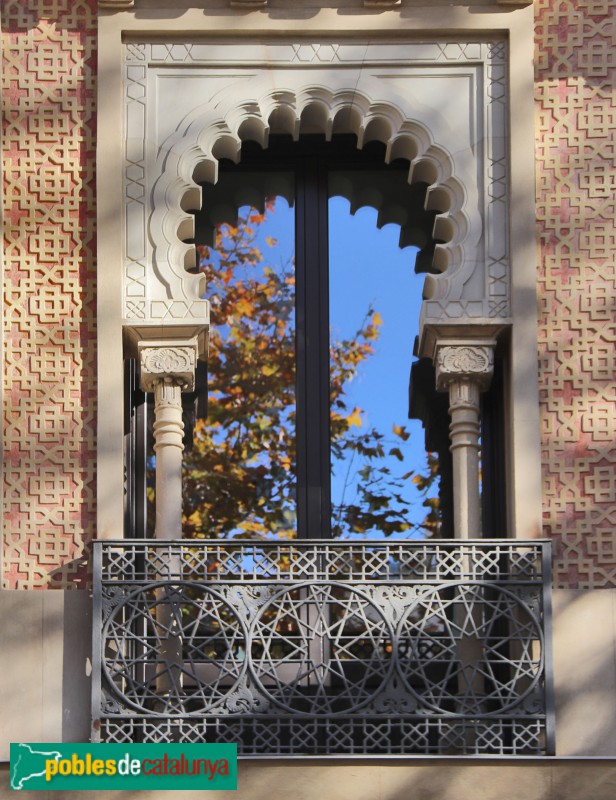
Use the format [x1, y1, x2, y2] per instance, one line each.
[103, 583, 247, 715]
[1, 0, 97, 588]
[93, 540, 554, 755]
[399, 584, 543, 716]
[535, 0, 616, 588]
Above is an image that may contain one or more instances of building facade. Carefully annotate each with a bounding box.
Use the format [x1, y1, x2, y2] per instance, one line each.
[1, 0, 615, 796]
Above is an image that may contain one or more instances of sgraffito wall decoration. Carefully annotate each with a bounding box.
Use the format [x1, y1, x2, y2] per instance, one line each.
[535, 0, 616, 589]
[1, 0, 614, 592]
[1, 0, 97, 588]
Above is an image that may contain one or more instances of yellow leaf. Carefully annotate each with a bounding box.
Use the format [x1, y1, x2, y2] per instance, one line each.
[372, 312, 383, 326]
[236, 297, 255, 317]
[393, 424, 410, 441]
[262, 364, 278, 376]
[347, 408, 363, 427]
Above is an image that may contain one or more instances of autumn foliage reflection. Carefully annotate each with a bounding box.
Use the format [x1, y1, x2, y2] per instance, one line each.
[181, 201, 439, 539]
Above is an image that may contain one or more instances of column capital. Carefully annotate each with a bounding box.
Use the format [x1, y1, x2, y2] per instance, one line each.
[138, 339, 198, 393]
[434, 341, 495, 393]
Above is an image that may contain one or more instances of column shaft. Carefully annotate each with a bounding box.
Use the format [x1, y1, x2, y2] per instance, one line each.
[152, 378, 184, 539]
[434, 342, 495, 539]
[448, 379, 482, 539]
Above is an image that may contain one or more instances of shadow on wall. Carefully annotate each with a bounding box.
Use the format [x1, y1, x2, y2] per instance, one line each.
[0, 589, 92, 755]
[551, 588, 616, 757]
[232, 758, 616, 800]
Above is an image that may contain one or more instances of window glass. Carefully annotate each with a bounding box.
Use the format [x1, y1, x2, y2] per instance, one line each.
[328, 192, 437, 539]
[143, 141, 443, 541]
[183, 184, 298, 539]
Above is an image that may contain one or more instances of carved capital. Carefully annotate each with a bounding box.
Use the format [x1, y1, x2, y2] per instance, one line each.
[435, 344, 494, 392]
[138, 340, 198, 393]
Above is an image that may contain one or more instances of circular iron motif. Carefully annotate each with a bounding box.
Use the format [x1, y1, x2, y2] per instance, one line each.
[102, 582, 247, 715]
[397, 581, 543, 715]
[248, 582, 394, 715]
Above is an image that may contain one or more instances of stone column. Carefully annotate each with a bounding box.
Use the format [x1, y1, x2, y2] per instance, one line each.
[434, 342, 496, 744]
[138, 340, 198, 704]
[139, 341, 197, 540]
[435, 343, 494, 539]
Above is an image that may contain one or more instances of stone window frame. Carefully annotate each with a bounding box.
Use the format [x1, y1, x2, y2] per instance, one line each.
[96, 2, 540, 544]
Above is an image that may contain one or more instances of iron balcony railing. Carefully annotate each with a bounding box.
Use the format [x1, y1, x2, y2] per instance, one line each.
[92, 538, 554, 756]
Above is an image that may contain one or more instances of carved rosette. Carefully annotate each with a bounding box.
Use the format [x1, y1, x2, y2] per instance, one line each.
[435, 345, 494, 393]
[138, 341, 198, 393]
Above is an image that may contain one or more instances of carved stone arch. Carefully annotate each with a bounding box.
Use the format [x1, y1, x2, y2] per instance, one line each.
[148, 76, 481, 319]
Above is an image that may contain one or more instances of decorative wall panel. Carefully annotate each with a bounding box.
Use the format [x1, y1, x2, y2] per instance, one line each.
[1, 0, 97, 588]
[535, 0, 616, 589]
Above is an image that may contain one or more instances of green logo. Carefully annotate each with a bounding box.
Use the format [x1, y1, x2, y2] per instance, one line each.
[10, 743, 237, 791]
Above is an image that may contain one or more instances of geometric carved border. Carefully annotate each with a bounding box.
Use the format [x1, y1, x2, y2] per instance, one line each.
[535, 0, 616, 588]
[1, 0, 97, 588]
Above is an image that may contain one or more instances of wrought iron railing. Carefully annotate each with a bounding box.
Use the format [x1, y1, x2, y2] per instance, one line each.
[92, 539, 554, 755]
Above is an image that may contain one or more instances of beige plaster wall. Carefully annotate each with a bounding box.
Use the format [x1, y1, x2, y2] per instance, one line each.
[2, 758, 616, 800]
[552, 588, 616, 757]
[0, 590, 91, 761]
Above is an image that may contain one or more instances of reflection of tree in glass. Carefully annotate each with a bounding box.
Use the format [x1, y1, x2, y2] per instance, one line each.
[182, 201, 439, 540]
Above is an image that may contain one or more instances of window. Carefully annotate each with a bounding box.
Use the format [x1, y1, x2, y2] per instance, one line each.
[127, 134, 461, 540]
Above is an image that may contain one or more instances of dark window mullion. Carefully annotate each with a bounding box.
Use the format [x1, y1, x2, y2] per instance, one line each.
[295, 158, 331, 539]
[316, 159, 331, 539]
[124, 359, 148, 538]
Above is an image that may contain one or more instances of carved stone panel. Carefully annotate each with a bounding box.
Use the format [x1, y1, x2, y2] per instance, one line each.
[138, 341, 198, 393]
[122, 39, 511, 343]
[435, 345, 495, 392]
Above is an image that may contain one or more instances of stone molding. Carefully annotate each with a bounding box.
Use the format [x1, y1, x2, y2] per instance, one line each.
[447, 379, 482, 425]
[230, 0, 268, 6]
[226, 0, 403, 6]
[99, 0, 527, 9]
[138, 340, 198, 393]
[99, 0, 134, 8]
